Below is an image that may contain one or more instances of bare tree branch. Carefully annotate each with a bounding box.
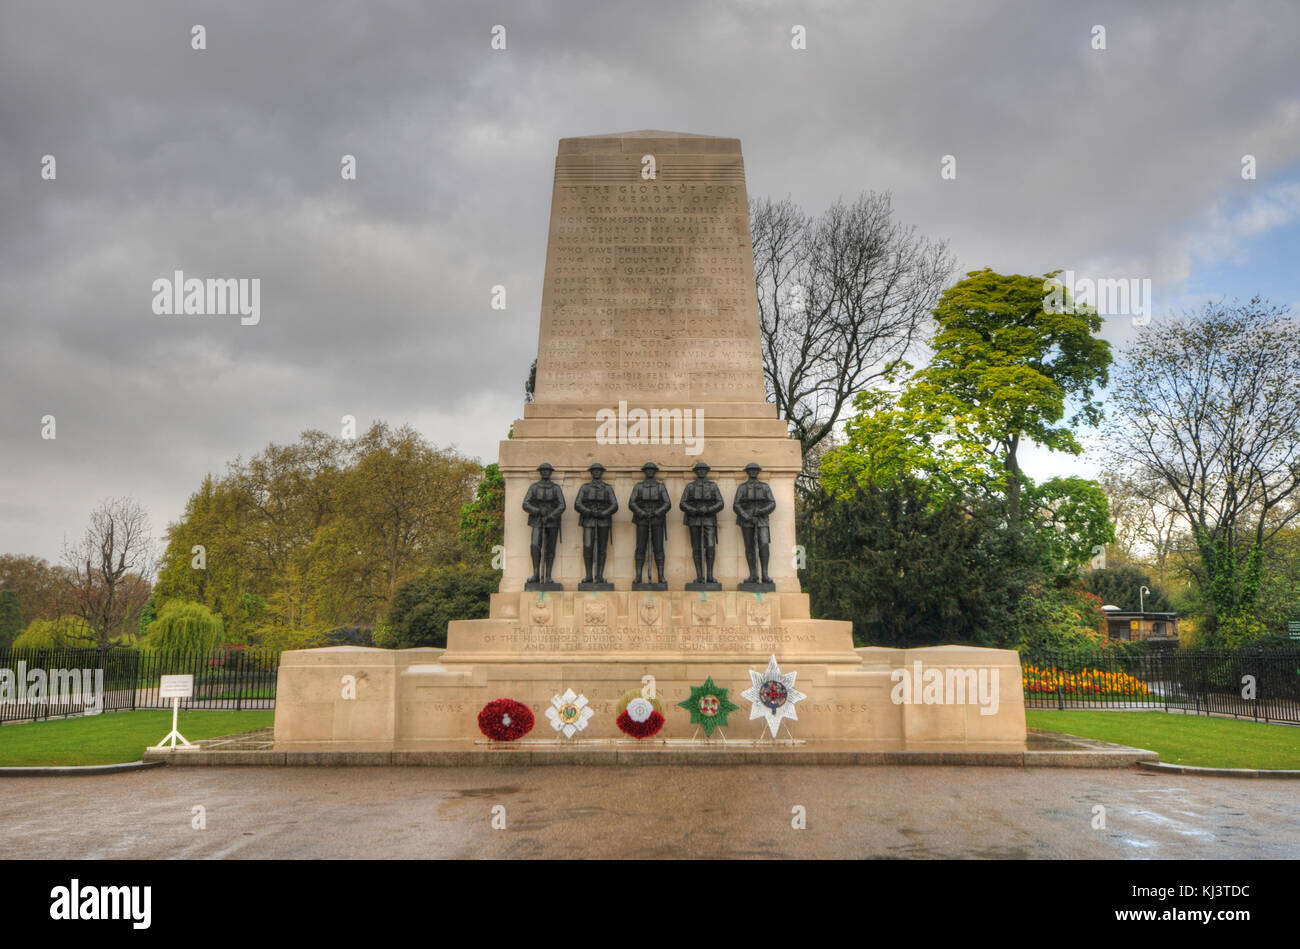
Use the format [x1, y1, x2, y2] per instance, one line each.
[751, 192, 952, 468]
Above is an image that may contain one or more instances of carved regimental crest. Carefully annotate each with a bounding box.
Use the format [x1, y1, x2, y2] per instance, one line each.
[530, 598, 553, 626]
[638, 597, 662, 627]
[691, 597, 719, 626]
[584, 600, 609, 627]
[747, 598, 772, 627]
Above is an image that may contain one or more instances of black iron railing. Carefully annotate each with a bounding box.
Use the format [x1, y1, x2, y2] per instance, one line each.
[1022, 648, 1300, 724]
[0, 647, 279, 724]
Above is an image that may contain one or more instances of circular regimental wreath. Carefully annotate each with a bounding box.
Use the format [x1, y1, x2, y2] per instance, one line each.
[677, 676, 740, 738]
[615, 689, 666, 739]
[477, 698, 534, 742]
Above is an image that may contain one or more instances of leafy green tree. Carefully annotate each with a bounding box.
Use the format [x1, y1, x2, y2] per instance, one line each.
[798, 481, 1040, 647]
[146, 601, 224, 651]
[385, 564, 497, 648]
[1081, 565, 1173, 612]
[0, 554, 64, 627]
[1252, 524, 1300, 643]
[1012, 587, 1113, 655]
[335, 423, 480, 619]
[459, 463, 505, 556]
[12, 616, 91, 650]
[819, 269, 1114, 581]
[153, 423, 481, 639]
[829, 270, 1110, 522]
[1026, 476, 1116, 581]
[1106, 298, 1300, 641]
[0, 590, 23, 648]
[137, 595, 158, 639]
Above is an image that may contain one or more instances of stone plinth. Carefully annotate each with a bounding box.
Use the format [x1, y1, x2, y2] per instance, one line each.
[274, 593, 1027, 746]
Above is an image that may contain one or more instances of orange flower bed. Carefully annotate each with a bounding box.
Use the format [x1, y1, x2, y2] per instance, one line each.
[1022, 664, 1151, 696]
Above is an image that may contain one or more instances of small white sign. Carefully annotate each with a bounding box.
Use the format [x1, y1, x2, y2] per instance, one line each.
[159, 674, 194, 699]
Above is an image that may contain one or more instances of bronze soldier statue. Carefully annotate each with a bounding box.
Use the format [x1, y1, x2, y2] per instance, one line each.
[679, 460, 724, 589]
[734, 462, 776, 590]
[574, 462, 618, 588]
[522, 462, 565, 589]
[628, 461, 671, 588]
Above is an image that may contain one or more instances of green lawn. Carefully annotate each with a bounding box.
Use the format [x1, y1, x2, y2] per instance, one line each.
[0, 710, 274, 767]
[1027, 710, 1300, 770]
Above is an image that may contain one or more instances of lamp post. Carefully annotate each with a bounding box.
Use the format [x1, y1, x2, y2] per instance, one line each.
[1140, 585, 1150, 613]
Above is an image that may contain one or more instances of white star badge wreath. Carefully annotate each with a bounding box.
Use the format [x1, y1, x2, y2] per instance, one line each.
[545, 688, 594, 738]
[741, 655, 806, 737]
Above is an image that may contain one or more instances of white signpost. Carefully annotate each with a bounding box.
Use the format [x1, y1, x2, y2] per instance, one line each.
[153, 674, 195, 749]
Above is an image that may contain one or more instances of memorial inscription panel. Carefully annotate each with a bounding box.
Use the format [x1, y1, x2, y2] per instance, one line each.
[535, 152, 768, 404]
[483, 624, 794, 653]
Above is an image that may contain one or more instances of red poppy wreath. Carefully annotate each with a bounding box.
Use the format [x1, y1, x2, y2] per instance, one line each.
[477, 698, 534, 741]
[615, 688, 666, 739]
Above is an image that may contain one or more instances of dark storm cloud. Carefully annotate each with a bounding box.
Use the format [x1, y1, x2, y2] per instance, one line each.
[1, 0, 1297, 559]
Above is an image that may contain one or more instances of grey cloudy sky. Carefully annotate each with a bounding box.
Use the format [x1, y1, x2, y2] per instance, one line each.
[2, 0, 1298, 563]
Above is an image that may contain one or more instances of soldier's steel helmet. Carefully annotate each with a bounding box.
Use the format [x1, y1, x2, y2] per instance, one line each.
[588, 462, 606, 473]
[692, 460, 711, 472]
[641, 461, 659, 472]
[744, 462, 762, 472]
[537, 462, 554, 473]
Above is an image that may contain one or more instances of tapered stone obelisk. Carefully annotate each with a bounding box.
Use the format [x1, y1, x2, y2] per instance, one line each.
[498, 131, 799, 592]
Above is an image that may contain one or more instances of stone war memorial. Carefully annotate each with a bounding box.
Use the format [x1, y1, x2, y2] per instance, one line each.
[275, 131, 1026, 752]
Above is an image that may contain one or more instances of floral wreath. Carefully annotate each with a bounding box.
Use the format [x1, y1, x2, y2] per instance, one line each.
[677, 676, 739, 737]
[615, 688, 666, 739]
[546, 688, 594, 738]
[477, 698, 534, 742]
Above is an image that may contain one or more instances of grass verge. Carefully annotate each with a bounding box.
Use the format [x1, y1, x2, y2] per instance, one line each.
[0, 710, 274, 767]
[1026, 709, 1300, 770]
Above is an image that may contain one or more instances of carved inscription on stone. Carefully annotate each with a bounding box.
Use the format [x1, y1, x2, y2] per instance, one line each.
[483, 625, 794, 653]
[536, 175, 767, 402]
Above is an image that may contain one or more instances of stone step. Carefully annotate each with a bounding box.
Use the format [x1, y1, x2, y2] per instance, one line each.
[523, 401, 780, 419]
[498, 438, 801, 472]
[510, 416, 791, 439]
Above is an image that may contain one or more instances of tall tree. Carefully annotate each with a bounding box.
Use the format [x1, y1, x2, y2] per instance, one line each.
[0, 553, 65, 627]
[60, 497, 155, 657]
[1106, 298, 1300, 639]
[904, 269, 1111, 524]
[154, 424, 487, 639]
[342, 423, 481, 618]
[825, 270, 1111, 523]
[751, 192, 952, 467]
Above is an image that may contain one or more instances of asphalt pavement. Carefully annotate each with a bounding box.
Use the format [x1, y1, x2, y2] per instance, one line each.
[1, 765, 1295, 859]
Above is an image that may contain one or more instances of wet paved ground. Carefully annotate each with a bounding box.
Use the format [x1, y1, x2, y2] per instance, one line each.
[2, 766, 1296, 859]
